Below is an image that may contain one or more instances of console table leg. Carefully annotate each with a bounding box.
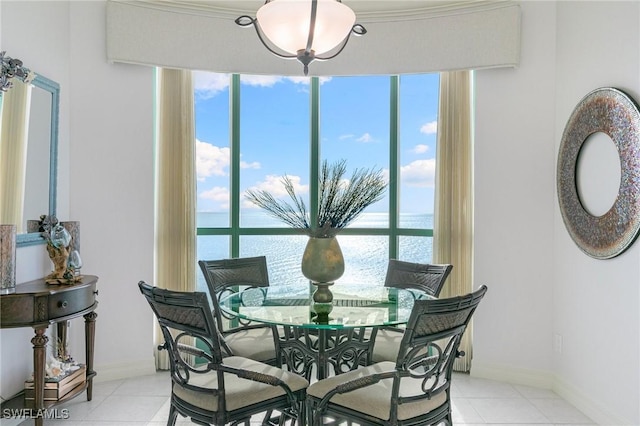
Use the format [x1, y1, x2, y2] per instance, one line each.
[31, 327, 49, 426]
[84, 311, 97, 401]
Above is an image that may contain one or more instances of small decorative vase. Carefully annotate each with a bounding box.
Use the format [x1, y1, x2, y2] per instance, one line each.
[301, 236, 345, 312]
[0, 224, 17, 294]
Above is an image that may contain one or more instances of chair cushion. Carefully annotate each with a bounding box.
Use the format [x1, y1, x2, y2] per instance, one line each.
[172, 356, 309, 412]
[307, 361, 447, 421]
[225, 327, 277, 362]
[370, 328, 404, 363]
[371, 328, 430, 364]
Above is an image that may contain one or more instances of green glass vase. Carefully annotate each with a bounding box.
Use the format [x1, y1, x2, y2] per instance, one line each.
[301, 236, 345, 309]
[301, 236, 345, 285]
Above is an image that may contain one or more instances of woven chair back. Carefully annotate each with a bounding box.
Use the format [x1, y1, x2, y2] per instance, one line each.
[138, 281, 225, 368]
[384, 259, 453, 297]
[198, 256, 270, 332]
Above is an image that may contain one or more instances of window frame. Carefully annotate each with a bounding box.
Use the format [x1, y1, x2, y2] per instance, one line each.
[196, 74, 434, 260]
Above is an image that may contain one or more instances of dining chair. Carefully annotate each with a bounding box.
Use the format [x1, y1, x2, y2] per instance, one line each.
[306, 285, 488, 426]
[368, 260, 453, 364]
[138, 281, 309, 426]
[198, 256, 279, 366]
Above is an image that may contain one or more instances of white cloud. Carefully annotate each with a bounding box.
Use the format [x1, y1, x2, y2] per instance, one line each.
[194, 72, 230, 98]
[420, 121, 438, 135]
[199, 186, 230, 210]
[356, 133, 374, 143]
[381, 168, 391, 185]
[240, 161, 261, 169]
[240, 75, 332, 88]
[196, 140, 230, 181]
[241, 75, 284, 87]
[286, 76, 310, 85]
[193, 72, 332, 98]
[401, 159, 436, 188]
[243, 174, 309, 208]
[335, 132, 376, 143]
[413, 144, 429, 154]
[287, 76, 332, 85]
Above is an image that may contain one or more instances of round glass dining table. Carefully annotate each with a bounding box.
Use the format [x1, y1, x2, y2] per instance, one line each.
[219, 284, 429, 380]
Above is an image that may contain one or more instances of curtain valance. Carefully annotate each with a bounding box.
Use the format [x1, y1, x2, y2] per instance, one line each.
[106, 0, 520, 76]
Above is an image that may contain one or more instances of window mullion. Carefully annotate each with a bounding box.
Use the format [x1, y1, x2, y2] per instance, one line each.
[230, 74, 241, 257]
[310, 77, 320, 227]
[389, 75, 400, 259]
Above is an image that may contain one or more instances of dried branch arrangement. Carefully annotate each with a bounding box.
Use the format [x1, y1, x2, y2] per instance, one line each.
[245, 159, 387, 238]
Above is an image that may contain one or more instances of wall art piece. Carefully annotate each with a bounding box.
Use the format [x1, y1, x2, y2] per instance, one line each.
[0, 224, 17, 293]
[557, 87, 640, 259]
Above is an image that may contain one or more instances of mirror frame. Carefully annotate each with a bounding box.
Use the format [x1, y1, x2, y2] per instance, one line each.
[16, 73, 59, 247]
[557, 87, 640, 259]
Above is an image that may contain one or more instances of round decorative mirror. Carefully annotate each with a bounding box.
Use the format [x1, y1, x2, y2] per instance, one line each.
[557, 87, 640, 259]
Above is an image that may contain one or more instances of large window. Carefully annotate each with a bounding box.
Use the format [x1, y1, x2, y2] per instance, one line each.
[194, 73, 439, 296]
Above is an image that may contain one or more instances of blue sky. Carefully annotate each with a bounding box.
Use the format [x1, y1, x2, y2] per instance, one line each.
[193, 72, 439, 215]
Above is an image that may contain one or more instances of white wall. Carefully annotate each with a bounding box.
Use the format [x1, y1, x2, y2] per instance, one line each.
[553, 2, 640, 424]
[0, 0, 156, 402]
[1, 1, 639, 424]
[66, 0, 156, 379]
[474, 1, 640, 424]
[473, 0, 557, 386]
[0, 0, 74, 401]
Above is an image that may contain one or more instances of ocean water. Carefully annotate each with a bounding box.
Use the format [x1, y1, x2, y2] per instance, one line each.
[196, 212, 433, 298]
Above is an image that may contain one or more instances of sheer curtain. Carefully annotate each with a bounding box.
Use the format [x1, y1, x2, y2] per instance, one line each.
[0, 81, 32, 231]
[433, 70, 474, 372]
[154, 68, 196, 369]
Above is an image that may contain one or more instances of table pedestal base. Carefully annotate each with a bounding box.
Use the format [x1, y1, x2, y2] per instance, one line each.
[278, 326, 371, 380]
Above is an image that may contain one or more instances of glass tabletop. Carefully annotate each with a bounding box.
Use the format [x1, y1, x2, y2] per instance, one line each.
[219, 284, 431, 329]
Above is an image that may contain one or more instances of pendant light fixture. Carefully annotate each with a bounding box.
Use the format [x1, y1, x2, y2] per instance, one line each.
[236, 0, 366, 76]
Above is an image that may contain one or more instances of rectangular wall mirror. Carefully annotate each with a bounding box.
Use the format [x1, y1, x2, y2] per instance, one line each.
[0, 73, 59, 246]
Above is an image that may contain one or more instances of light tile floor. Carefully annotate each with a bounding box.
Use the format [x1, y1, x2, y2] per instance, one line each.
[7, 371, 595, 426]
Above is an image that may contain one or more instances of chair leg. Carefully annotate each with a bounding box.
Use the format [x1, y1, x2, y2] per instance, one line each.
[166, 404, 178, 426]
[277, 401, 304, 426]
[305, 401, 313, 426]
[262, 409, 274, 425]
[297, 399, 306, 426]
[307, 402, 320, 426]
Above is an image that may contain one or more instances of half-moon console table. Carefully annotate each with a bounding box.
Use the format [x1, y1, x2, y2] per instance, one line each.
[0, 275, 98, 425]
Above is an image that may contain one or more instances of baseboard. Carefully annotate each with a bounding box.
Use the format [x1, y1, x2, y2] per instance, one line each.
[471, 362, 631, 425]
[93, 358, 156, 383]
[553, 376, 630, 426]
[471, 361, 554, 388]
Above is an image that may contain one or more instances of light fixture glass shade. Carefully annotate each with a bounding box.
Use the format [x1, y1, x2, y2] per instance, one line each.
[256, 0, 356, 56]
